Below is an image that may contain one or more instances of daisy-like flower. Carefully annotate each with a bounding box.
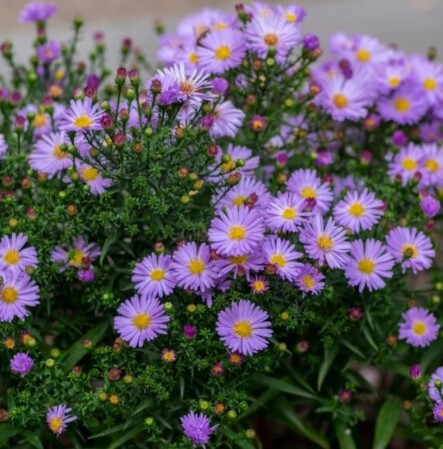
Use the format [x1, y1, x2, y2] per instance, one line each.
[348, 34, 387, 67]
[266, 192, 309, 233]
[295, 263, 325, 295]
[37, 40, 61, 64]
[209, 100, 245, 139]
[0, 270, 40, 322]
[59, 97, 103, 132]
[299, 214, 350, 269]
[19, 2, 57, 23]
[287, 169, 333, 214]
[429, 367, 443, 403]
[387, 143, 422, 185]
[29, 131, 72, 178]
[214, 250, 264, 280]
[50, 237, 101, 271]
[398, 307, 439, 347]
[0, 133, 7, 159]
[386, 227, 435, 274]
[76, 162, 113, 195]
[420, 143, 443, 187]
[412, 56, 443, 107]
[181, 411, 217, 448]
[276, 4, 306, 23]
[0, 233, 38, 273]
[208, 206, 265, 256]
[375, 57, 411, 93]
[245, 12, 300, 64]
[114, 295, 170, 347]
[170, 242, 217, 292]
[132, 253, 176, 300]
[333, 188, 384, 233]
[345, 239, 395, 292]
[46, 404, 77, 436]
[176, 43, 200, 72]
[262, 237, 302, 282]
[10, 352, 34, 377]
[216, 299, 273, 356]
[433, 403, 443, 423]
[197, 28, 246, 74]
[249, 275, 269, 294]
[378, 84, 427, 125]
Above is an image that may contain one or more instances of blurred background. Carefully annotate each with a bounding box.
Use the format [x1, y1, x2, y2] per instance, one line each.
[0, 0, 442, 71]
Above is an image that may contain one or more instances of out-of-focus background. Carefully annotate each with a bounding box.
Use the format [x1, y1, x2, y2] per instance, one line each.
[0, 0, 442, 70]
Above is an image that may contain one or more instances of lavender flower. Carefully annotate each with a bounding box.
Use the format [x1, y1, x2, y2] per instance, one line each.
[181, 411, 217, 447]
[10, 352, 34, 377]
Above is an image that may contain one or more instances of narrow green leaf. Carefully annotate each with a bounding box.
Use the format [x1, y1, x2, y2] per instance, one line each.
[107, 425, 144, 449]
[220, 427, 257, 449]
[255, 375, 318, 400]
[373, 396, 402, 449]
[334, 421, 356, 449]
[341, 340, 365, 359]
[23, 431, 44, 449]
[0, 424, 18, 443]
[421, 339, 443, 372]
[179, 376, 185, 400]
[100, 235, 119, 265]
[317, 344, 339, 391]
[90, 420, 137, 439]
[362, 326, 378, 352]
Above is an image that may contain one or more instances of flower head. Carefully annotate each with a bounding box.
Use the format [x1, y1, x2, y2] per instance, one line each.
[19, 2, 57, 23]
[399, 307, 439, 347]
[295, 263, 325, 295]
[216, 299, 272, 356]
[46, 404, 77, 435]
[10, 352, 34, 377]
[37, 40, 61, 64]
[0, 233, 38, 273]
[181, 411, 217, 448]
[387, 143, 423, 185]
[266, 192, 309, 232]
[51, 237, 100, 271]
[262, 237, 302, 282]
[421, 196, 441, 218]
[77, 162, 113, 195]
[114, 295, 170, 347]
[433, 403, 443, 422]
[429, 367, 443, 403]
[59, 97, 103, 132]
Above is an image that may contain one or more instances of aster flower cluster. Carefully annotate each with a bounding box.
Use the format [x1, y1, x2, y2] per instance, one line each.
[1, 1, 443, 448]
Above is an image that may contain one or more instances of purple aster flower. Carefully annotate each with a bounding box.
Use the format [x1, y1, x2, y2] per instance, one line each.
[429, 367, 443, 403]
[387, 143, 422, 185]
[216, 299, 272, 356]
[19, 2, 57, 23]
[29, 131, 72, 178]
[58, 97, 103, 132]
[420, 143, 443, 187]
[183, 324, 197, 339]
[249, 275, 269, 294]
[333, 189, 384, 234]
[433, 403, 443, 422]
[295, 263, 325, 295]
[392, 130, 407, 147]
[302, 34, 320, 51]
[277, 4, 306, 23]
[37, 41, 61, 64]
[287, 169, 333, 214]
[213, 250, 264, 280]
[399, 307, 439, 348]
[421, 196, 441, 218]
[170, 242, 217, 292]
[209, 100, 245, 139]
[299, 214, 350, 269]
[114, 295, 170, 347]
[420, 121, 441, 143]
[262, 237, 302, 282]
[77, 268, 95, 283]
[132, 253, 176, 300]
[10, 352, 34, 377]
[345, 239, 395, 292]
[76, 161, 113, 195]
[0, 233, 38, 273]
[0, 270, 40, 322]
[181, 411, 217, 448]
[386, 227, 435, 274]
[266, 192, 309, 233]
[0, 134, 7, 159]
[409, 364, 422, 380]
[197, 28, 246, 75]
[46, 404, 77, 436]
[208, 206, 265, 257]
[211, 77, 229, 95]
[50, 237, 100, 271]
[412, 55, 443, 107]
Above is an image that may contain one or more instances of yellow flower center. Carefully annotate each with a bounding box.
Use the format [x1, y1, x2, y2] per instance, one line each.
[188, 258, 205, 275]
[333, 93, 348, 109]
[1, 286, 18, 304]
[388, 76, 400, 87]
[264, 33, 279, 46]
[348, 202, 366, 218]
[189, 52, 198, 65]
[284, 12, 297, 22]
[33, 113, 47, 128]
[222, 160, 236, 173]
[358, 258, 375, 274]
[82, 167, 99, 182]
[162, 350, 175, 362]
[228, 225, 247, 241]
[270, 253, 286, 268]
[49, 417, 63, 433]
[301, 275, 315, 290]
[412, 320, 427, 336]
[253, 280, 266, 292]
[150, 268, 165, 281]
[49, 85, 63, 97]
[69, 249, 84, 267]
[281, 207, 296, 220]
[402, 244, 418, 259]
[53, 145, 68, 160]
[423, 77, 437, 91]
[229, 255, 248, 266]
[394, 97, 410, 112]
[215, 45, 231, 61]
[132, 312, 151, 330]
[73, 115, 93, 128]
[355, 48, 371, 63]
[301, 186, 317, 199]
[401, 157, 417, 171]
[317, 234, 333, 252]
[180, 81, 195, 95]
[425, 158, 439, 173]
[213, 22, 228, 30]
[54, 69, 65, 80]
[233, 320, 252, 338]
[232, 196, 246, 206]
[4, 249, 20, 265]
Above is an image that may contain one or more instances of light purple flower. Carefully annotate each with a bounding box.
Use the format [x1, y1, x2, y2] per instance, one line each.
[421, 196, 441, 218]
[433, 403, 443, 422]
[10, 352, 34, 377]
[0, 134, 8, 159]
[0, 233, 38, 273]
[59, 97, 103, 132]
[387, 143, 422, 185]
[181, 411, 217, 448]
[209, 100, 245, 139]
[266, 192, 308, 233]
[295, 263, 325, 295]
[399, 307, 439, 348]
[46, 404, 77, 435]
[37, 41, 61, 64]
[262, 237, 302, 282]
[76, 161, 112, 195]
[429, 367, 443, 403]
[19, 2, 57, 23]
[50, 237, 101, 271]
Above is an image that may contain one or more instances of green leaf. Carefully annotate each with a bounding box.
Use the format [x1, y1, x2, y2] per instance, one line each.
[100, 235, 119, 265]
[90, 420, 138, 439]
[341, 340, 365, 359]
[107, 424, 144, 449]
[362, 326, 378, 352]
[0, 424, 18, 443]
[255, 375, 319, 400]
[421, 339, 443, 372]
[373, 396, 402, 449]
[220, 427, 256, 449]
[317, 344, 339, 391]
[23, 431, 44, 449]
[334, 421, 356, 449]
